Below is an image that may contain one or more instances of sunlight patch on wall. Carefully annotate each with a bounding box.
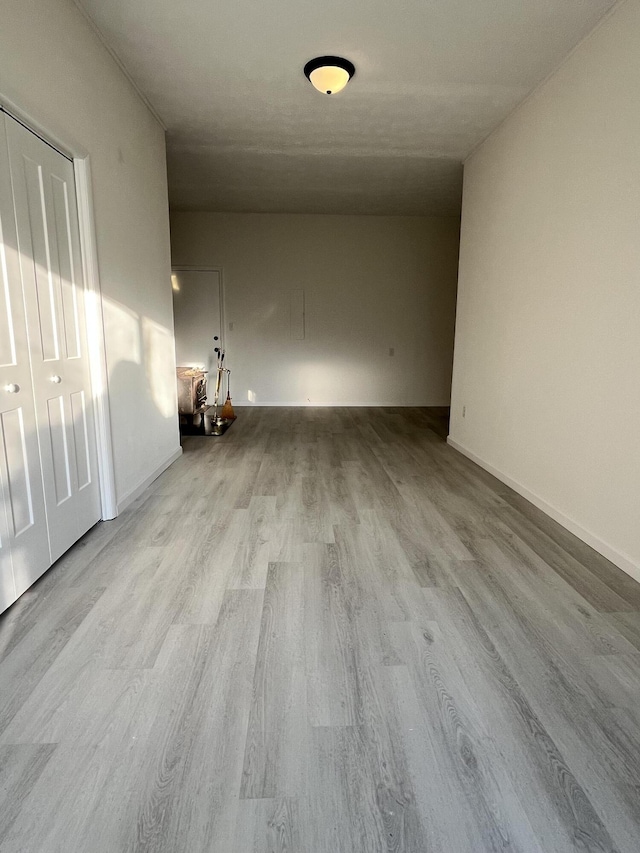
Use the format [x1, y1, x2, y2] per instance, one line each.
[103, 298, 141, 366]
[142, 316, 177, 419]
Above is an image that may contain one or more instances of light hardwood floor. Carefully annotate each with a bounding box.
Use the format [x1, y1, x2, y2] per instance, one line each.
[1, 407, 640, 852]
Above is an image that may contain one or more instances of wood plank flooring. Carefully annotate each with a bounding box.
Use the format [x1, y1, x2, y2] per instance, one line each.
[1, 407, 640, 852]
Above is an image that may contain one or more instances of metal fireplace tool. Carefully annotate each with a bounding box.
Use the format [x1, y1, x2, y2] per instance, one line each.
[205, 339, 235, 436]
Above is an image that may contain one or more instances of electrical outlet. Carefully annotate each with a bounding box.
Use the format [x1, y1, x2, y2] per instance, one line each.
[389, 347, 395, 357]
[229, 322, 234, 331]
[462, 405, 466, 418]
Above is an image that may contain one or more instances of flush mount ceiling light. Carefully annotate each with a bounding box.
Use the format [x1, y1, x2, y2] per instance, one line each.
[304, 56, 355, 95]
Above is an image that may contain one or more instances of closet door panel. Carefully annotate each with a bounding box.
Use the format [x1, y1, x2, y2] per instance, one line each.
[46, 394, 72, 504]
[0, 411, 18, 612]
[51, 174, 81, 359]
[0, 458, 16, 613]
[1, 408, 36, 535]
[6, 116, 101, 564]
[21, 154, 61, 362]
[0, 406, 51, 599]
[0, 265, 16, 367]
[0, 113, 50, 607]
[70, 390, 91, 489]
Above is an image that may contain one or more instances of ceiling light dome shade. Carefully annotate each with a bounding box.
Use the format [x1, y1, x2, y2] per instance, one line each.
[304, 56, 355, 95]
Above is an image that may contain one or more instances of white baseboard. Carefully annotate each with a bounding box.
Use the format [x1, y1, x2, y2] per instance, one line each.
[447, 436, 640, 584]
[116, 446, 183, 515]
[232, 401, 451, 407]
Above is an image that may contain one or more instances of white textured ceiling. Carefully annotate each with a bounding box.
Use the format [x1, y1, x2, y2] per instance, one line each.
[77, 0, 617, 215]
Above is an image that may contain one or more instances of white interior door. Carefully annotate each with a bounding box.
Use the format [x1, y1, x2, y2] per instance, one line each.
[5, 114, 101, 566]
[172, 269, 222, 376]
[0, 113, 50, 606]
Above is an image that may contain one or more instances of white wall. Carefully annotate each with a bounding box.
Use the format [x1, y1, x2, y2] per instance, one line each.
[170, 213, 460, 406]
[450, 0, 640, 578]
[0, 0, 180, 510]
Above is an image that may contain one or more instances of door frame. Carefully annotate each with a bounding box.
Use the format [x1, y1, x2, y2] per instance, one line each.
[0, 96, 117, 520]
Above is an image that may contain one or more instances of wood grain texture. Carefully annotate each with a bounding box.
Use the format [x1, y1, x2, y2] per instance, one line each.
[241, 562, 307, 798]
[0, 407, 639, 852]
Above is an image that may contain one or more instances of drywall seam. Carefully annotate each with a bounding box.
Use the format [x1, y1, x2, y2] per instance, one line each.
[447, 436, 640, 584]
[116, 446, 182, 514]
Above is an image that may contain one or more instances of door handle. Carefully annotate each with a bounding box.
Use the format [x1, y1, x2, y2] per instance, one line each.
[5, 383, 20, 393]
[50, 375, 62, 384]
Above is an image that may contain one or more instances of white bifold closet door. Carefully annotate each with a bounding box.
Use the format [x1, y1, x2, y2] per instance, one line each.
[0, 111, 100, 611]
[0, 115, 50, 611]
